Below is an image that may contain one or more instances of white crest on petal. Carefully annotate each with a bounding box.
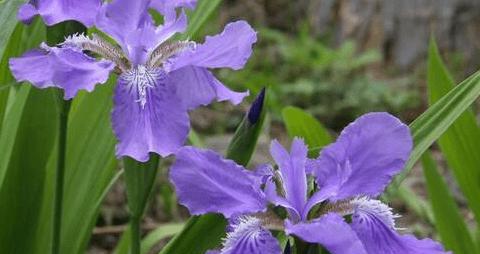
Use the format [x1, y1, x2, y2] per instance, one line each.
[351, 197, 400, 230]
[146, 40, 196, 68]
[222, 216, 263, 252]
[62, 33, 91, 48]
[120, 65, 164, 109]
[61, 33, 131, 72]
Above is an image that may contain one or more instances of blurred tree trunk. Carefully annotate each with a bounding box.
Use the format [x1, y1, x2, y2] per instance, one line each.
[226, 0, 480, 73]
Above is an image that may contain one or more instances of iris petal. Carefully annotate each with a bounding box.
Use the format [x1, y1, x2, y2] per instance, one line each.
[167, 66, 248, 110]
[96, 0, 153, 53]
[18, 0, 101, 27]
[212, 216, 281, 254]
[351, 198, 450, 254]
[150, 0, 197, 24]
[112, 67, 190, 161]
[169, 147, 267, 218]
[166, 21, 257, 71]
[9, 44, 114, 99]
[285, 213, 367, 254]
[311, 112, 413, 201]
[270, 138, 308, 220]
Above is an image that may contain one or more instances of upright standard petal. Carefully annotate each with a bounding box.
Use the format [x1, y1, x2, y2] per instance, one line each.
[153, 10, 188, 47]
[166, 21, 257, 71]
[312, 112, 412, 201]
[285, 213, 367, 254]
[150, 0, 197, 23]
[169, 147, 267, 218]
[112, 66, 190, 161]
[166, 66, 248, 110]
[9, 44, 114, 99]
[351, 198, 450, 254]
[210, 216, 281, 254]
[18, 0, 101, 27]
[96, 0, 153, 51]
[270, 138, 308, 221]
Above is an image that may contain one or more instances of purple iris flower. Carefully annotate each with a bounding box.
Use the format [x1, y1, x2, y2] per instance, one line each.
[169, 112, 450, 254]
[10, 0, 255, 162]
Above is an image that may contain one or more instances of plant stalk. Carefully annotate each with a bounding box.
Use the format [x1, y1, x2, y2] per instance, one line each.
[130, 217, 141, 254]
[52, 97, 71, 254]
[123, 154, 160, 254]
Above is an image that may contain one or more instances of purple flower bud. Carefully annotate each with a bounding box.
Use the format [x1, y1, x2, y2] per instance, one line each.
[248, 88, 266, 125]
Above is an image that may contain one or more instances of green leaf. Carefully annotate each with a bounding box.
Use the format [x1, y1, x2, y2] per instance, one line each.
[0, 20, 45, 158]
[282, 106, 332, 157]
[395, 69, 480, 183]
[180, 0, 222, 40]
[427, 38, 480, 227]
[60, 82, 121, 253]
[160, 90, 267, 254]
[422, 152, 477, 254]
[30, 81, 121, 254]
[159, 214, 227, 254]
[0, 88, 58, 254]
[141, 223, 185, 254]
[114, 223, 184, 254]
[0, 19, 52, 254]
[393, 185, 434, 225]
[0, 0, 24, 57]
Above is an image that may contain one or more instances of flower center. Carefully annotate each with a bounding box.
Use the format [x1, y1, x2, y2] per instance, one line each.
[120, 66, 164, 109]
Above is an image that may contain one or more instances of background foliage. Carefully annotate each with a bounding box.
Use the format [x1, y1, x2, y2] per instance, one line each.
[1, 0, 480, 253]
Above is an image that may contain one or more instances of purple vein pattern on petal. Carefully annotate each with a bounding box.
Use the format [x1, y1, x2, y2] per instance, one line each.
[167, 21, 257, 71]
[212, 216, 281, 254]
[270, 138, 308, 221]
[18, 0, 101, 26]
[9, 44, 114, 99]
[351, 199, 450, 254]
[167, 66, 248, 110]
[112, 68, 190, 162]
[169, 147, 267, 218]
[285, 213, 367, 254]
[312, 112, 412, 201]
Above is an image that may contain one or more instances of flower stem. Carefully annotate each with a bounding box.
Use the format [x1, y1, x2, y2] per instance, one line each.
[52, 96, 71, 254]
[123, 154, 160, 254]
[130, 217, 141, 254]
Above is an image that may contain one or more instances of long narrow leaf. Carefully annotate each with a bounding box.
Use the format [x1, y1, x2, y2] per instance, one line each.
[31, 81, 120, 253]
[422, 152, 477, 254]
[0, 18, 55, 254]
[0, 88, 58, 254]
[0, 20, 46, 186]
[115, 223, 184, 254]
[395, 70, 480, 183]
[0, 0, 25, 57]
[141, 223, 184, 254]
[427, 38, 480, 227]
